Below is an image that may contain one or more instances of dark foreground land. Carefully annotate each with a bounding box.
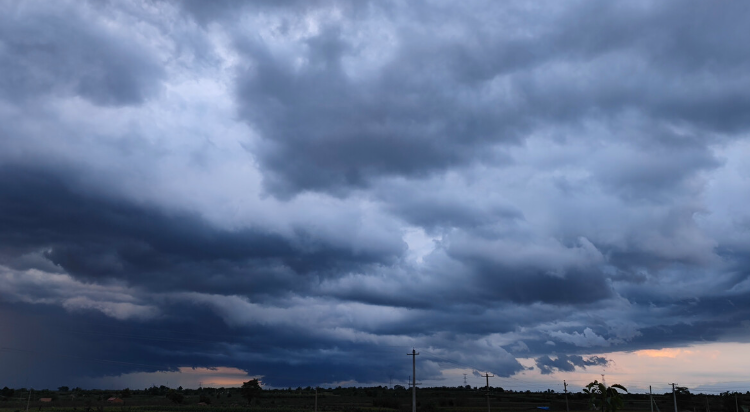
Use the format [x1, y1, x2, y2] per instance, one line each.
[1, 386, 747, 412]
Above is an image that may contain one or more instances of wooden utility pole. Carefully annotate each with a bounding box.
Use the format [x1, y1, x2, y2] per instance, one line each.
[407, 349, 419, 412]
[482, 372, 495, 412]
[650, 386, 654, 412]
[670, 383, 678, 412]
[564, 380, 570, 412]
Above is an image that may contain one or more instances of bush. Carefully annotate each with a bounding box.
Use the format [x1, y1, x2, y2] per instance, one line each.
[166, 390, 184, 404]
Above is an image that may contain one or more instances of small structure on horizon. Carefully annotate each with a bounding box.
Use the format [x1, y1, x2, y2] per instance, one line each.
[39, 398, 52, 403]
[107, 397, 124, 404]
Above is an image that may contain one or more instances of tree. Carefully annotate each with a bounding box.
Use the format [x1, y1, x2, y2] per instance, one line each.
[583, 380, 628, 412]
[166, 389, 184, 404]
[58, 387, 70, 392]
[1, 387, 14, 398]
[240, 379, 262, 405]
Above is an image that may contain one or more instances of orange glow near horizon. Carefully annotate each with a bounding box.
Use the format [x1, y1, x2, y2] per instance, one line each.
[513, 341, 750, 394]
[83, 366, 258, 390]
[83, 342, 750, 392]
[173, 367, 252, 387]
[634, 348, 694, 358]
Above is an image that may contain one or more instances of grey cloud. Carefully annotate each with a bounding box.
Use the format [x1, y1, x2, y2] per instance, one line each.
[0, 166, 403, 295]
[4, 0, 750, 392]
[227, 0, 750, 196]
[175, 0, 363, 26]
[535, 354, 610, 375]
[375, 178, 524, 232]
[0, 2, 164, 106]
[233, 24, 520, 196]
[548, 328, 610, 348]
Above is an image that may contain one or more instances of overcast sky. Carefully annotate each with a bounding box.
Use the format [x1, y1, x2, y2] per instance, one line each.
[3, 0, 750, 392]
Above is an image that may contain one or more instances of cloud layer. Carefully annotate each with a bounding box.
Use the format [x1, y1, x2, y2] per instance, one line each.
[2, 0, 750, 389]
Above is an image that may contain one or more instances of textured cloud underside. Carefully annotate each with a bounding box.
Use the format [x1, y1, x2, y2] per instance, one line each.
[2, 0, 750, 388]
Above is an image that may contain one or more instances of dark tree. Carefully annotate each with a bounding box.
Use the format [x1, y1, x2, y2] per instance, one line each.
[583, 380, 628, 412]
[166, 390, 184, 404]
[676, 387, 691, 396]
[199, 394, 212, 404]
[58, 387, 70, 392]
[240, 379, 262, 405]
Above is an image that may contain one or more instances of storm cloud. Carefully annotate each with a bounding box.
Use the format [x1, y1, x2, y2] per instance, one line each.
[2, 0, 750, 389]
[535, 355, 610, 375]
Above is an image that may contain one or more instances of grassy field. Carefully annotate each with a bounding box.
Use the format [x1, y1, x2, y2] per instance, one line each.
[0, 386, 745, 412]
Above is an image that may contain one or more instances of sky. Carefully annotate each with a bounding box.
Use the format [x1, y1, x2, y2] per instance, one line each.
[2, 0, 750, 393]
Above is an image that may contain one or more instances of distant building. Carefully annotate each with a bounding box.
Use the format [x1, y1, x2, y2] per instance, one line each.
[107, 397, 124, 403]
[39, 398, 52, 403]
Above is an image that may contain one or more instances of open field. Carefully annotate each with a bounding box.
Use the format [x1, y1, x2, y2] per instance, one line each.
[1, 387, 747, 412]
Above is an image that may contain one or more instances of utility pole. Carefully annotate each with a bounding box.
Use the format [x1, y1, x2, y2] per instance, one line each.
[602, 374, 606, 386]
[706, 395, 710, 412]
[650, 386, 654, 412]
[315, 388, 318, 412]
[482, 372, 495, 412]
[670, 383, 678, 412]
[464, 374, 468, 386]
[735, 393, 739, 412]
[564, 380, 570, 412]
[26, 388, 31, 412]
[407, 349, 419, 412]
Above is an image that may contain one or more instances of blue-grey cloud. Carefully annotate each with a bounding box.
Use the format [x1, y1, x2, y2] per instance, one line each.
[0, 1, 164, 106]
[535, 355, 610, 375]
[2, 0, 750, 391]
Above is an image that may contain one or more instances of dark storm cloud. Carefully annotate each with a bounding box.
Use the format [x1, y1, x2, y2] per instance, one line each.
[229, 0, 750, 196]
[0, 2, 164, 106]
[468, 265, 612, 306]
[0, 166, 402, 295]
[3, 0, 750, 391]
[234, 27, 519, 195]
[2, 299, 500, 388]
[535, 355, 609, 375]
